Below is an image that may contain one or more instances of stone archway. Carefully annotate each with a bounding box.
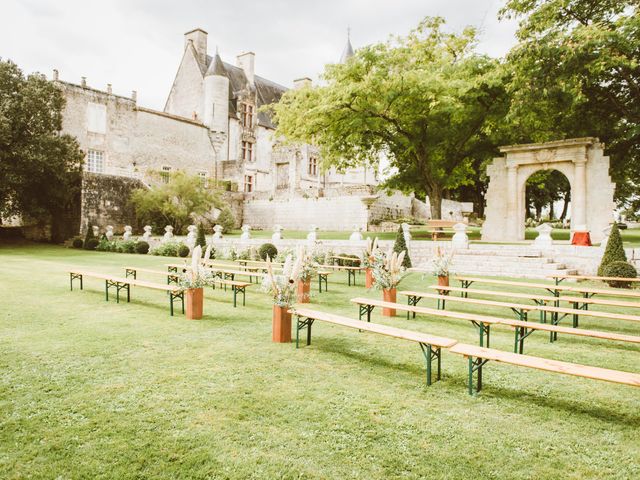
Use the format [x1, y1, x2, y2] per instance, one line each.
[482, 138, 615, 243]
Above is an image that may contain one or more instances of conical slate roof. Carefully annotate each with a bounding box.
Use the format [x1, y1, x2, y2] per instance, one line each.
[206, 52, 226, 76]
[339, 35, 354, 63]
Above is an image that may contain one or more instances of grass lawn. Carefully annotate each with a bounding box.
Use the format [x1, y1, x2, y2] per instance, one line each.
[222, 227, 640, 246]
[1, 243, 639, 479]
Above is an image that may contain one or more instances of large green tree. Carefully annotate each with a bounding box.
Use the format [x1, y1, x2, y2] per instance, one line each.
[0, 60, 84, 235]
[270, 18, 509, 218]
[501, 0, 640, 208]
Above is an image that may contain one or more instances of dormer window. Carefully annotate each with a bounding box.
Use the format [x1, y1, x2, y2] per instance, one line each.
[241, 103, 254, 128]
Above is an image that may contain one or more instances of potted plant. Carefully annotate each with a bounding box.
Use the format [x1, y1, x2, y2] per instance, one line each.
[362, 237, 380, 289]
[295, 247, 317, 303]
[372, 248, 407, 317]
[431, 247, 453, 288]
[178, 245, 213, 320]
[262, 255, 302, 342]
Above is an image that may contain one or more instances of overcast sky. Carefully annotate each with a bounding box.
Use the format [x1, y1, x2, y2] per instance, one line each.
[2, 0, 520, 110]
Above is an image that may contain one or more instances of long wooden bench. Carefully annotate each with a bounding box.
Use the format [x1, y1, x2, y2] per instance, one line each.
[125, 266, 179, 284]
[456, 276, 640, 300]
[404, 289, 640, 330]
[210, 278, 252, 307]
[291, 307, 457, 386]
[351, 297, 640, 353]
[316, 264, 365, 286]
[550, 274, 640, 285]
[167, 263, 264, 284]
[425, 219, 457, 240]
[449, 343, 640, 395]
[69, 270, 184, 315]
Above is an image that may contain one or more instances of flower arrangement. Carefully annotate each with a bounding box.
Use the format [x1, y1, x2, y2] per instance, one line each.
[261, 255, 302, 307]
[294, 247, 317, 282]
[431, 247, 453, 277]
[361, 237, 380, 268]
[371, 247, 407, 290]
[178, 245, 215, 289]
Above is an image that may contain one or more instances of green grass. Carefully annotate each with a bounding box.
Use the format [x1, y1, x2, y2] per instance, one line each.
[222, 227, 640, 246]
[1, 243, 639, 479]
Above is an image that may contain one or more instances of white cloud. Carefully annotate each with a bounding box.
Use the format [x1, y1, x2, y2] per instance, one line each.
[1, 0, 519, 109]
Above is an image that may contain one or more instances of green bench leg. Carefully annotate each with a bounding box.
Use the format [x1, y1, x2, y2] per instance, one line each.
[125, 269, 136, 279]
[407, 295, 421, 319]
[467, 357, 488, 395]
[358, 304, 375, 322]
[70, 273, 83, 291]
[419, 343, 441, 386]
[295, 316, 314, 348]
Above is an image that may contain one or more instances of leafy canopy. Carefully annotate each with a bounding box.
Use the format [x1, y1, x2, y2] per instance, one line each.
[269, 17, 509, 218]
[0, 60, 83, 223]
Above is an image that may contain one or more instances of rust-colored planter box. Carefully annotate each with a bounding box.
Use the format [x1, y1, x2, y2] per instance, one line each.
[382, 288, 397, 317]
[438, 275, 449, 287]
[365, 268, 374, 289]
[297, 278, 311, 303]
[185, 288, 204, 320]
[272, 305, 292, 343]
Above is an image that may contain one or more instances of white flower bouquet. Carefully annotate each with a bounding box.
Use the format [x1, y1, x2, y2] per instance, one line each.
[372, 247, 407, 290]
[261, 255, 302, 307]
[178, 245, 215, 289]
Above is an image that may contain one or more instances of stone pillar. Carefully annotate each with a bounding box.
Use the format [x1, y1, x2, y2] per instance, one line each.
[572, 160, 587, 230]
[506, 165, 518, 240]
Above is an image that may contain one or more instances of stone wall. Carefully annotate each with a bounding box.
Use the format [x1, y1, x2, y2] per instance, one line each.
[81, 173, 146, 234]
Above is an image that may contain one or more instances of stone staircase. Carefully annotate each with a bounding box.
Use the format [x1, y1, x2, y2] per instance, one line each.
[411, 244, 578, 279]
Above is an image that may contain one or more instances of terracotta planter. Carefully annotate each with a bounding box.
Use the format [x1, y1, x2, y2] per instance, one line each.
[272, 305, 292, 343]
[382, 288, 397, 317]
[297, 278, 311, 303]
[437, 275, 449, 287]
[365, 268, 374, 289]
[185, 288, 204, 320]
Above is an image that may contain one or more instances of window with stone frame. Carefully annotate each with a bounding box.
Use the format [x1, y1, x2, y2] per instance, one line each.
[197, 171, 208, 187]
[243, 175, 254, 193]
[242, 141, 254, 162]
[308, 156, 318, 176]
[160, 165, 172, 184]
[86, 149, 105, 173]
[241, 103, 254, 128]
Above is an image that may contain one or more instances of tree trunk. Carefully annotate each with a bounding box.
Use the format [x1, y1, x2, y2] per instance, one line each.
[560, 189, 570, 221]
[429, 187, 443, 219]
[549, 201, 555, 221]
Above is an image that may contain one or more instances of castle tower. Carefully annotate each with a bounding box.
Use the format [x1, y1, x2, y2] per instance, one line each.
[203, 51, 229, 134]
[339, 28, 354, 63]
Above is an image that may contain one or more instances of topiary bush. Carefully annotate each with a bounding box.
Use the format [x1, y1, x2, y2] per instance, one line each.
[85, 238, 99, 251]
[72, 238, 83, 248]
[151, 242, 180, 257]
[178, 244, 190, 257]
[96, 239, 117, 252]
[258, 243, 278, 261]
[196, 223, 207, 249]
[602, 261, 637, 288]
[598, 223, 627, 276]
[135, 241, 150, 254]
[83, 225, 96, 250]
[117, 240, 136, 254]
[216, 206, 236, 234]
[393, 226, 412, 268]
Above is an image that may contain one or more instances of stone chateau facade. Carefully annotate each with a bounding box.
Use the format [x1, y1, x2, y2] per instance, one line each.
[53, 27, 434, 234]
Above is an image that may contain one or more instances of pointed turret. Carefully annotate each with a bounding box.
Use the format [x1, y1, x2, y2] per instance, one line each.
[206, 50, 226, 77]
[203, 49, 229, 133]
[339, 28, 354, 63]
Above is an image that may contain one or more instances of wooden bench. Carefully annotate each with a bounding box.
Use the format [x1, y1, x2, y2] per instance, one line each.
[351, 297, 503, 347]
[291, 307, 457, 386]
[167, 264, 264, 284]
[317, 270, 332, 293]
[124, 266, 179, 284]
[550, 274, 640, 285]
[352, 296, 640, 353]
[69, 270, 184, 315]
[210, 278, 252, 307]
[316, 264, 365, 286]
[426, 219, 457, 240]
[449, 343, 640, 395]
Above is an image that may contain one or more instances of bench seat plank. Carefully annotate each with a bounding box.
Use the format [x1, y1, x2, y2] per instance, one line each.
[400, 290, 538, 311]
[499, 318, 640, 344]
[449, 343, 640, 387]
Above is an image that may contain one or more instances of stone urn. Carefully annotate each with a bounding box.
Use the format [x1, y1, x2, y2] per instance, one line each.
[163, 225, 174, 243]
[92, 226, 100, 238]
[307, 225, 318, 242]
[142, 225, 152, 241]
[349, 225, 363, 241]
[122, 225, 133, 241]
[296, 278, 311, 304]
[185, 288, 204, 320]
[105, 225, 114, 241]
[272, 225, 284, 241]
[240, 225, 251, 240]
[382, 288, 397, 317]
[186, 225, 197, 248]
[272, 305, 292, 343]
[212, 224, 223, 240]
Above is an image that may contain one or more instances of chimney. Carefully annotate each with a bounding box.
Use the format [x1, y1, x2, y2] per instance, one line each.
[107, 84, 112, 94]
[81, 76, 87, 88]
[293, 77, 312, 89]
[184, 28, 208, 68]
[52, 69, 59, 81]
[131, 90, 137, 102]
[236, 52, 255, 85]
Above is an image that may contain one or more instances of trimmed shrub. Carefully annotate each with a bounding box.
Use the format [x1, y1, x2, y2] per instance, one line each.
[196, 223, 207, 249]
[83, 225, 96, 250]
[178, 244, 190, 257]
[72, 238, 83, 248]
[602, 261, 637, 288]
[598, 224, 627, 276]
[96, 239, 116, 252]
[206, 246, 216, 259]
[258, 243, 278, 261]
[135, 241, 150, 254]
[117, 240, 136, 254]
[85, 238, 99, 250]
[151, 242, 180, 257]
[393, 226, 412, 268]
[217, 206, 236, 234]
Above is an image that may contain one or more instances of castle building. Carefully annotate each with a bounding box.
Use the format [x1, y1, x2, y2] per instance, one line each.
[53, 28, 425, 234]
